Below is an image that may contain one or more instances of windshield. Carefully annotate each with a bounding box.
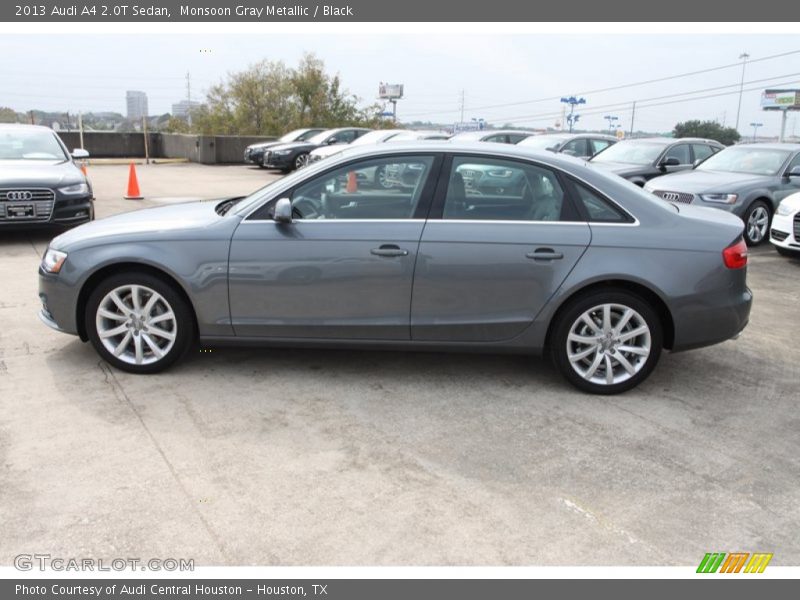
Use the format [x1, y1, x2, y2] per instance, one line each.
[518, 136, 568, 150]
[350, 130, 401, 146]
[0, 129, 68, 161]
[591, 141, 665, 165]
[307, 129, 340, 145]
[696, 147, 791, 176]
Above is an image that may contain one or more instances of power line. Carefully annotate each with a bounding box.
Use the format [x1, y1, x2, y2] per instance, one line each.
[400, 48, 800, 118]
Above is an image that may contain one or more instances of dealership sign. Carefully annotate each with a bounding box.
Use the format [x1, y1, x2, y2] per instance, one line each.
[760, 89, 800, 110]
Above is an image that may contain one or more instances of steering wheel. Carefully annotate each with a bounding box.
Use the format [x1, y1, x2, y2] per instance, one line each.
[292, 197, 322, 220]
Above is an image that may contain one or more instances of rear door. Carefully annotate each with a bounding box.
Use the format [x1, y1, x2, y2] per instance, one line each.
[410, 155, 591, 342]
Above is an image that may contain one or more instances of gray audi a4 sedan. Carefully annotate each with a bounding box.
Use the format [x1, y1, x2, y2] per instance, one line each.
[38, 142, 752, 394]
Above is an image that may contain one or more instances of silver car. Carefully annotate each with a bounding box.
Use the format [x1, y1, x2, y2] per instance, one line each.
[38, 143, 752, 394]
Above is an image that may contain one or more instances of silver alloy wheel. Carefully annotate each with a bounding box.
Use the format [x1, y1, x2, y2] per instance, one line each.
[376, 166, 393, 189]
[566, 303, 651, 386]
[747, 205, 769, 243]
[95, 284, 177, 366]
[295, 154, 309, 169]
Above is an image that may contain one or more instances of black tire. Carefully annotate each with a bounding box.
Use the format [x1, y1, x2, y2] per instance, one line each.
[85, 271, 195, 374]
[550, 289, 663, 395]
[743, 200, 771, 246]
[293, 153, 309, 171]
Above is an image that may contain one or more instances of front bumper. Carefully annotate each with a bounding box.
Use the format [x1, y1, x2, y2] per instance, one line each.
[263, 152, 293, 169]
[770, 212, 800, 252]
[0, 194, 93, 229]
[38, 270, 81, 337]
[244, 149, 267, 164]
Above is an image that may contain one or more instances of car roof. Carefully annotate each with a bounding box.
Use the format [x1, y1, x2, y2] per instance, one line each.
[730, 142, 800, 151]
[0, 124, 55, 133]
[532, 132, 617, 140]
[620, 136, 722, 146]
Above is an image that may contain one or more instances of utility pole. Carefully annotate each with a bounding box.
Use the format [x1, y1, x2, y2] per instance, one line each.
[78, 112, 84, 149]
[142, 115, 150, 165]
[459, 89, 465, 124]
[186, 71, 192, 127]
[628, 101, 637, 138]
[735, 52, 749, 132]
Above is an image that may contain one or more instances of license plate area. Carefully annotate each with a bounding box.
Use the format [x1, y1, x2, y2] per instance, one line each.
[6, 203, 35, 218]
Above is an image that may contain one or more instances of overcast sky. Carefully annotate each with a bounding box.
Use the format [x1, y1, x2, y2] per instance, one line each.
[2, 33, 799, 136]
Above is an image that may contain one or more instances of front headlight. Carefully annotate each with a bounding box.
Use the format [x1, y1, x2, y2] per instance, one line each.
[42, 248, 68, 274]
[58, 182, 90, 195]
[777, 202, 796, 216]
[700, 193, 738, 204]
[273, 150, 292, 156]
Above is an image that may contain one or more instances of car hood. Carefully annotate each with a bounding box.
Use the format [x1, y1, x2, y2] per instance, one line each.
[268, 141, 317, 153]
[51, 198, 232, 250]
[0, 159, 84, 188]
[590, 161, 651, 177]
[247, 140, 285, 151]
[646, 170, 771, 193]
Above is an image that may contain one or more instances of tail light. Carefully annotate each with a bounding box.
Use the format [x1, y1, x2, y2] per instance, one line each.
[722, 238, 748, 269]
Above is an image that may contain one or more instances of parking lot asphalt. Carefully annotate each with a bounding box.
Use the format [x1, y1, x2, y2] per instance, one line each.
[1, 163, 799, 566]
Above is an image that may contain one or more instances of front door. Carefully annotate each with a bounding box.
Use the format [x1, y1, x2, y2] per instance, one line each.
[229, 154, 441, 339]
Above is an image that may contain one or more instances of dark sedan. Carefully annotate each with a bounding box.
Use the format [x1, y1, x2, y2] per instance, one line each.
[590, 137, 724, 186]
[243, 128, 324, 167]
[263, 127, 371, 172]
[518, 132, 617, 159]
[0, 124, 94, 229]
[644, 143, 800, 245]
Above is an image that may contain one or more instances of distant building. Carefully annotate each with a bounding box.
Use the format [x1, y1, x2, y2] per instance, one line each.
[126, 91, 149, 120]
[171, 100, 201, 119]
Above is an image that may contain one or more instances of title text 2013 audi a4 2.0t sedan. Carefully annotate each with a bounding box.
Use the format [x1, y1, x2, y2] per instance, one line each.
[38, 143, 752, 394]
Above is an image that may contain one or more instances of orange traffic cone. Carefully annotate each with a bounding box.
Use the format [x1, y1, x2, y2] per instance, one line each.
[80, 162, 88, 177]
[346, 171, 357, 193]
[124, 162, 143, 200]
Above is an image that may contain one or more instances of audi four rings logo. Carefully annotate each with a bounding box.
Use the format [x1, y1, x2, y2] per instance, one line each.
[6, 191, 33, 201]
[661, 192, 680, 201]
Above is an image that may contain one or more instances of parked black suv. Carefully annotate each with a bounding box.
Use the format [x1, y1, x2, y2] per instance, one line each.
[0, 124, 94, 229]
[589, 137, 724, 186]
[263, 128, 371, 173]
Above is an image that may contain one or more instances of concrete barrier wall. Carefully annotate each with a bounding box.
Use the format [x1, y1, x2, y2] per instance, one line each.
[56, 131, 277, 164]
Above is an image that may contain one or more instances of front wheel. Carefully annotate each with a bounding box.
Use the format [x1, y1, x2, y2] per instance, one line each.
[743, 200, 771, 246]
[550, 290, 663, 394]
[294, 153, 310, 171]
[85, 272, 195, 374]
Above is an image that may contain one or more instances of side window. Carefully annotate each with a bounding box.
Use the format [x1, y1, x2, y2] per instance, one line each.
[591, 139, 613, 155]
[484, 134, 508, 144]
[572, 181, 630, 223]
[785, 153, 800, 173]
[443, 156, 567, 222]
[692, 144, 715, 162]
[665, 144, 691, 164]
[289, 156, 434, 220]
[562, 138, 589, 157]
[331, 130, 357, 144]
[507, 133, 529, 144]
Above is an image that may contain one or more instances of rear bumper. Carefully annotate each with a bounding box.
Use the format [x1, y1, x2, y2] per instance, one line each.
[671, 286, 753, 352]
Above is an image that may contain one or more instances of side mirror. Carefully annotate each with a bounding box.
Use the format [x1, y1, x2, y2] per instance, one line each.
[327, 138, 340, 145]
[661, 156, 681, 167]
[72, 148, 89, 159]
[558, 147, 574, 155]
[787, 166, 800, 177]
[273, 198, 293, 223]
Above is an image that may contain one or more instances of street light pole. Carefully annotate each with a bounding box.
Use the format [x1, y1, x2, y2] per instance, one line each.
[561, 96, 586, 133]
[735, 52, 750, 132]
[749, 122, 763, 142]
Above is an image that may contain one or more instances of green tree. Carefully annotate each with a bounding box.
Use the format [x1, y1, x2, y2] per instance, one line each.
[0, 107, 20, 123]
[673, 120, 740, 145]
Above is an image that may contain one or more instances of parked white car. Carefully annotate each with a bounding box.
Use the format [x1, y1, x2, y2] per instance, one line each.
[770, 192, 800, 257]
[308, 129, 406, 164]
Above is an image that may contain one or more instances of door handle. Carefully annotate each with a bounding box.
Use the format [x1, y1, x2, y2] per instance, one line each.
[526, 248, 564, 261]
[371, 244, 409, 257]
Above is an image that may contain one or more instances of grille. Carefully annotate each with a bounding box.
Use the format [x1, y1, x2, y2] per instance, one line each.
[653, 190, 694, 204]
[794, 213, 800, 241]
[771, 228, 789, 242]
[0, 188, 55, 222]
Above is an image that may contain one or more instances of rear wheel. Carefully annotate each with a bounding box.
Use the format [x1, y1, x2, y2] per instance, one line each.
[743, 200, 771, 246]
[550, 290, 662, 394]
[85, 272, 195, 374]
